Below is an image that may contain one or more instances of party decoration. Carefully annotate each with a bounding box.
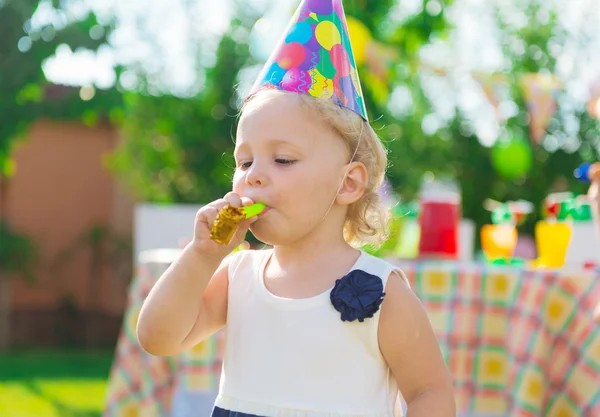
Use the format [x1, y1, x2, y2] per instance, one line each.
[345, 16, 372, 66]
[532, 192, 590, 268]
[543, 192, 593, 222]
[532, 220, 572, 269]
[363, 72, 388, 106]
[365, 42, 398, 82]
[473, 72, 510, 121]
[575, 162, 592, 182]
[481, 199, 533, 265]
[543, 192, 573, 221]
[250, 0, 368, 120]
[520, 73, 562, 144]
[210, 203, 266, 245]
[480, 224, 518, 263]
[484, 199, 533, 226]
[392, 202, 420, 259]
[569, 195, 593, 221]
[491, 138, 532, 180]
[574, 162, 600, 184]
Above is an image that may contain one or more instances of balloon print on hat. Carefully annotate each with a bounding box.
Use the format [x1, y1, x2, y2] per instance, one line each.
[249, 0, 368, 120]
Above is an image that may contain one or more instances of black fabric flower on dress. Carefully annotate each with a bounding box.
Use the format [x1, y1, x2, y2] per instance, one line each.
[330, 270, 385, 322]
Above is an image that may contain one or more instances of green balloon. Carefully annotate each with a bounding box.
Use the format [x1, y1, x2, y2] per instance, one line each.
[491, 138, 532, 180]
[319, 48, 338, 79]
[329, 12, 354, 57]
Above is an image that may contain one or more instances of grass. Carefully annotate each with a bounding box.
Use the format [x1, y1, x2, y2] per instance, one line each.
[0, 350, 114, 417]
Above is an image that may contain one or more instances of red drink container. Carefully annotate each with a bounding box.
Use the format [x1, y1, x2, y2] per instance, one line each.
[418, 180, 461, 259]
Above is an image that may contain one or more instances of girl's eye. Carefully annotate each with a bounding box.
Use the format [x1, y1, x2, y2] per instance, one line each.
[239, 161, 252, 169]
[275, 158, 295, 165]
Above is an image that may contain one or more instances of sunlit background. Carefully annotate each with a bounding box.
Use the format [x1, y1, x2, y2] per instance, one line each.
[2, 0, 600, 416]
[39, 0, 600, 147]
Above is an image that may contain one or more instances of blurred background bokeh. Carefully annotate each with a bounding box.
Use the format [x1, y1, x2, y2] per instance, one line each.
[1, 0, 600, 416]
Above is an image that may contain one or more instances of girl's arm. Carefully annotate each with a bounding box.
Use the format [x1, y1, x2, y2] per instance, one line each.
[136, 245, 230, 356]
[379, 273, 456, 416]
[137, 192, 255, 357]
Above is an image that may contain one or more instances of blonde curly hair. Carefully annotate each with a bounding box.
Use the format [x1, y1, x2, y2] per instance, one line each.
[241, 89, 389, 248]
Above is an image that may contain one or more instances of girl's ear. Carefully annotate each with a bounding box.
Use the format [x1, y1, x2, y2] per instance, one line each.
[336, 161, 368, 205]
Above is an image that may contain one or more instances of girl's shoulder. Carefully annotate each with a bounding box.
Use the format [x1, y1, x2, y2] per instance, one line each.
[358, 251, 410, 289]
[328, 252, 410, 323]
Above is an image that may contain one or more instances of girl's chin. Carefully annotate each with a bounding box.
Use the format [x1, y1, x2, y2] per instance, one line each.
[249, 223, 282, 247]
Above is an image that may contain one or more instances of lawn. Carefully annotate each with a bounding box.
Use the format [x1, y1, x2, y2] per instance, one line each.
[0, 350, 114, 417]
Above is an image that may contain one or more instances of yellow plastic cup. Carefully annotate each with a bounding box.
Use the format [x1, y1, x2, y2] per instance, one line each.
[481, 224, 518, 260]
[533, 221, 572, 268]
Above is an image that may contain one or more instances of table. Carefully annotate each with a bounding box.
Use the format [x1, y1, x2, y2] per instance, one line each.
[393, 260, 600, 417]
[103, 250, 224, 417]
[103, 250, 600, 417]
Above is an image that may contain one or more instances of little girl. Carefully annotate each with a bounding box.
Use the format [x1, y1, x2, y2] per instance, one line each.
[137, 1, 455, 415]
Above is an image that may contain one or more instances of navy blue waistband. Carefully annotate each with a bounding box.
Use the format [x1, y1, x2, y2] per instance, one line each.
[212, 406, 264, 417]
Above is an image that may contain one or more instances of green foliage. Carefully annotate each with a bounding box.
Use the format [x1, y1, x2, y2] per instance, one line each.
[108, 0, 597, 246]
[0, 0, 122, 175]
[50, 223, 132, 318]
[0, 350, 112, 416]
[50, 223, 132, 274]
[454, 3, 597, 237]
[337, 1, 458, 201]
[0, 221, 39, 283]
[368, 0, 596, 240]
[109, 0, 456, 204]
[108, 15, 255, 203]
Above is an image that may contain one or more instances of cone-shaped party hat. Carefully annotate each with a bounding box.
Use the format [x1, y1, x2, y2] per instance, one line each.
[249, 0, 368, 120]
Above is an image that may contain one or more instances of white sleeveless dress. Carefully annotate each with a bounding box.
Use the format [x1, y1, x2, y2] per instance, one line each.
[212, 249, 408, 417]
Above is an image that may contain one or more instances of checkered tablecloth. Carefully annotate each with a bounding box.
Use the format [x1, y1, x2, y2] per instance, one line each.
[397, 261, 600, 417]
[103, 252, 224, 417]
[103, 253, 600, 417]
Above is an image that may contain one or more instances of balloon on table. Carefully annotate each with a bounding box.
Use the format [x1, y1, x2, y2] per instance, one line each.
[491, 138, 532, 180]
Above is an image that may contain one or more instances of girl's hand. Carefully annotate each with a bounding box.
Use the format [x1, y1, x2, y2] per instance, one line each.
[190, 192, 256, 260]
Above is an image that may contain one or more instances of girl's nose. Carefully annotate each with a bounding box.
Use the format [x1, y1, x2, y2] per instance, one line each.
[245, 163, 267, 187]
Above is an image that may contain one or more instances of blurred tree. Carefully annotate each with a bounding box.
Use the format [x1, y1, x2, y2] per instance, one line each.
[108, 4, 259, 204]
[357, 0, 597, 242]
[484, 2, 598, 234]
[427, 2, 598, 238]
[0, 221, 39, 351]
[345, 0, 456, 196]
[0, 0, 121, 175]
[110, 0, 598, 250]
[0, 0, 122, 351]
[109, 0, 455, 204]
[50, 223, 132, 349]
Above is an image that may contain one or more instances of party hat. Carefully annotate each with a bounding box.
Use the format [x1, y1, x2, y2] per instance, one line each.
[249, 0, 368, 120]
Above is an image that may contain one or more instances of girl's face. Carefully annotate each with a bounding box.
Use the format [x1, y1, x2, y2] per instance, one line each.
[233, 92, 350, 246]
